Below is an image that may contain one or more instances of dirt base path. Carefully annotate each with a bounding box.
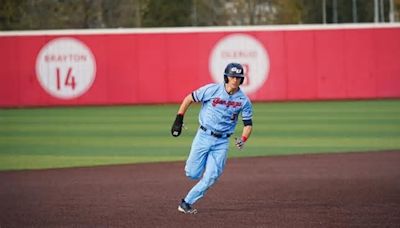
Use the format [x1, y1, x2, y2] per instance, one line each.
[1, 151, 399, 227]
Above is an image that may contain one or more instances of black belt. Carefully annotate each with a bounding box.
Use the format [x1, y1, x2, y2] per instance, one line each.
[200, 125, 232, 138]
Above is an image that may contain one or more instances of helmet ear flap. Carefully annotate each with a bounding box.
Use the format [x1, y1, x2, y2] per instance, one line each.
[240, 77, 244, 85]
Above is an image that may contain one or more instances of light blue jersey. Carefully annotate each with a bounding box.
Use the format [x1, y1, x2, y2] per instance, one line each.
[192, 83, 253, 134]
[182, 83, 253, 206]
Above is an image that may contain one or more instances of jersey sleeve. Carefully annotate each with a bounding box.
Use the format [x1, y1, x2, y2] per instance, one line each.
[242, 99, 253, 121]
[192, 83, 217, 102]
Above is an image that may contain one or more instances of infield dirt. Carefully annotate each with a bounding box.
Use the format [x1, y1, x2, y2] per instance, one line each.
[0, 151, 399, 227]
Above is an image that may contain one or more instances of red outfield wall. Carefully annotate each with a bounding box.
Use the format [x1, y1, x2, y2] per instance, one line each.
[0, 25, 399, 107]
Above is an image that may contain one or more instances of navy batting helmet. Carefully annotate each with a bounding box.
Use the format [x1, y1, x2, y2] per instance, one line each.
[224, 63, 245, 84]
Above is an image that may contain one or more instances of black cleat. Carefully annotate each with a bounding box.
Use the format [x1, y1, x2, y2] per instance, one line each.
[178, 199, 198, 214]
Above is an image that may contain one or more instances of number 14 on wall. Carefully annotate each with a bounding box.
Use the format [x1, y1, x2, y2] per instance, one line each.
[56, 67, 76, 90]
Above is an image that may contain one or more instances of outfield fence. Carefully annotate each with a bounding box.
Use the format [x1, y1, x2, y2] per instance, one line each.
[1, 24, 400, 107]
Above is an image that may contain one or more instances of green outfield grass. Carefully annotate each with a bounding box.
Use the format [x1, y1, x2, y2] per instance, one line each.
[0, 100, 399, 171]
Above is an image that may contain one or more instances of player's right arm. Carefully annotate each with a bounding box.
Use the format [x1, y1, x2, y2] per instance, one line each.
[171, 94, 194, 137]
[177, 94, 194, 115]
[171, 83, 215, 137]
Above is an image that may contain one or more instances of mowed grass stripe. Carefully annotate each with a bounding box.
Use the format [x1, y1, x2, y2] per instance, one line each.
[0, 100, 399, 170]
[0, 155, 187, 171]
[1, 129, 398, 138]
[2, 135, 398, 152]
[0, 145, 190, 156]
[0, 136, 193, 147]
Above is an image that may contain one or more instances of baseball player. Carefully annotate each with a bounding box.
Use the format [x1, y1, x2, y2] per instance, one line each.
[171, 62, 253, 214]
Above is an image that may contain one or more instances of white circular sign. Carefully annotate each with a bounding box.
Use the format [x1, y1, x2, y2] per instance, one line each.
[209, 34, 269, 94]
[36, 37, 96, 99]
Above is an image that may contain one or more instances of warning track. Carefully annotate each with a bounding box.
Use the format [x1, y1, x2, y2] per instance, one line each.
[0, 151, 399, 227]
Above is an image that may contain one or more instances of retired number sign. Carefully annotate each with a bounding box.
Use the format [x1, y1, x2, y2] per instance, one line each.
[36, 37, 96, 100]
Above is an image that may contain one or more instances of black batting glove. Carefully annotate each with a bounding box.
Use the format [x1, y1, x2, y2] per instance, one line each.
[171, 114, 184, 137]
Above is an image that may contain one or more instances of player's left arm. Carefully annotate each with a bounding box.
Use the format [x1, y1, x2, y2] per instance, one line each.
[241, 124, 253, 140]
[235, 99, 253, 149]
[235, 120, 252, 150]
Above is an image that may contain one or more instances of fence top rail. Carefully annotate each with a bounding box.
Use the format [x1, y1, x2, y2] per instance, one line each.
[1, 23, 400, 37]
